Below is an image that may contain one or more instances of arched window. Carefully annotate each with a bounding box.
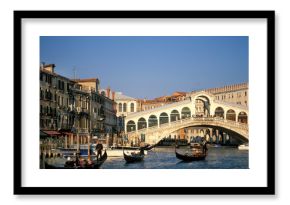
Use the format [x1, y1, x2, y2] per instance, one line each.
[181, 107, 191, 119]
[40, 88, 43, 99]
[123, 103, 127, 112]
[126, 120, 136, 132]
[170, 110, 180, 122]
[238, 112, 248, 123]
[214, 107, 224, 118]
[226, 109, 236, 121]
[130, 103, 134, 112]
[137, 118, 147, 130]
[118, 103, 122, 112]
[159, 112, 169, 125]
[148, 115, 158, 127]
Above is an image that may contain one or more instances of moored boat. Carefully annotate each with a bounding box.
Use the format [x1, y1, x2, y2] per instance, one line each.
[98, 146, 148, 157]
[238, 143, 249, 150]
[123, 149, 145, 163]
[45, 150, 107, 169]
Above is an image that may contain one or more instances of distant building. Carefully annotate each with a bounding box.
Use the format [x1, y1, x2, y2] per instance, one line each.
[137, 91, 187, 111]
[115, 92, 138, 117]
[113, 92, 138, 132]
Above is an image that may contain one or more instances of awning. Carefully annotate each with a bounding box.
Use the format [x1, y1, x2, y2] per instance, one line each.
[61, 132, 73, 135]
[42, 130, 61, 136]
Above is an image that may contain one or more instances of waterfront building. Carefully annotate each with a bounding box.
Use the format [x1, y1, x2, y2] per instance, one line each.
[100, 87, 118, 136]
[74, 78, 103, 138]
[40, 64, 76, 145]
[40, 64, 76, 152]
[114, 92, 138, 133]
[115, 92, 138, 116]
[40, 64, 118, 153]
[68, 82, 91, 145]
[40, 64, 58, 131]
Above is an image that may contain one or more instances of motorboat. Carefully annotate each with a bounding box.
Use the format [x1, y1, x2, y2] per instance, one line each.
[238, 143, 249, 150]
[97, 146, 148, 157]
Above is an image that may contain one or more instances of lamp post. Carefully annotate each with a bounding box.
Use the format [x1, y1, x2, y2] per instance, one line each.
[87, 133, 91, 161]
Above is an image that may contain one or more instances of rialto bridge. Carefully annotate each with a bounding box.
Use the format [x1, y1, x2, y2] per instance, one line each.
[124, 91, 249, 145]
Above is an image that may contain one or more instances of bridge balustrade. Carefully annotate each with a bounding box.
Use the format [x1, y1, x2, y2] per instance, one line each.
[126, 116, 248, 134]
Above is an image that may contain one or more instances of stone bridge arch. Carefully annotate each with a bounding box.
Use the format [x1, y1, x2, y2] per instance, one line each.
[132, 118, 248, 145]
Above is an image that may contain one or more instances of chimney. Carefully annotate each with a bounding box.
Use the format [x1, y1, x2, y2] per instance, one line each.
[40, 62, 45, 69]
[106, 87, 111, 98]
[112, 91, 115, 101]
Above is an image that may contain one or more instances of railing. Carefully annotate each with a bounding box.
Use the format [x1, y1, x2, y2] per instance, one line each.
[213, 100, 248, 109]
[78, 128, 89, 134]
[127, 116, 248, 134]
[126, 99, 191, 118]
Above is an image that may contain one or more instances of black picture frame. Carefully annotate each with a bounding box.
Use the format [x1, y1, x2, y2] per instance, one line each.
[14, 10, 275, 195]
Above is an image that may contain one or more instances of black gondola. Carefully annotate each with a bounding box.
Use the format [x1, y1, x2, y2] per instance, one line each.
[123, 149, 145, 163]
[175, 150, 206, 161]
[175, 143, 207, 161]
[45, 150, 107, 169]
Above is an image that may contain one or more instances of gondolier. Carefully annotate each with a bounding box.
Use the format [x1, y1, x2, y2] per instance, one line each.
[202, 141, 208, 154]
[96, 142, 103, 161]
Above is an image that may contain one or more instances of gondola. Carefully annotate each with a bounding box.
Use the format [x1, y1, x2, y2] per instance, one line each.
[175, 143, 207, 162]
[123, 149, 145, 163]
[45, 150, 107, 169]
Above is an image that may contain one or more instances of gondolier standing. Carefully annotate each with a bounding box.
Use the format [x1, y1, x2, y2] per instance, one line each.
[96, 141, 103, 161]
[202, 140, 208, 154]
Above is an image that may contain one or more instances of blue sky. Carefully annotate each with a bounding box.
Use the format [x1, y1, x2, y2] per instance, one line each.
[40, 36, 248, 99]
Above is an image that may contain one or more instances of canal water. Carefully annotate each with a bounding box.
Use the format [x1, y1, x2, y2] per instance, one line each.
[101, 146, 249, 169]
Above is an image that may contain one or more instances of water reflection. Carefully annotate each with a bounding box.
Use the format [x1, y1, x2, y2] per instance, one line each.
[101, 146, 248, 169]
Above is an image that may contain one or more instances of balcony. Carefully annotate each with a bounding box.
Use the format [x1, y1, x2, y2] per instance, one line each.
[78, 128, 89, 134]
[81, 108, 89, 113]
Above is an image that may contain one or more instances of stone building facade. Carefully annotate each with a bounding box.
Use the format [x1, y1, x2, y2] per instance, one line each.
[40, 64, 75, 132]
[40, 64, 117, 150]
[114, 92, 138, 133]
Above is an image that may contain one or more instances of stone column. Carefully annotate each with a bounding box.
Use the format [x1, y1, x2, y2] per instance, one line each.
[223, 132, 226, 144]
[229, 135, 232, 145]
[216, 130, 219, 144]
[65, 135, 67, 148]
[106, 133, 110, 148]
[70, 134, 73, 147]
[77, 133, 79, 151]
[210, 128, 213, 138]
